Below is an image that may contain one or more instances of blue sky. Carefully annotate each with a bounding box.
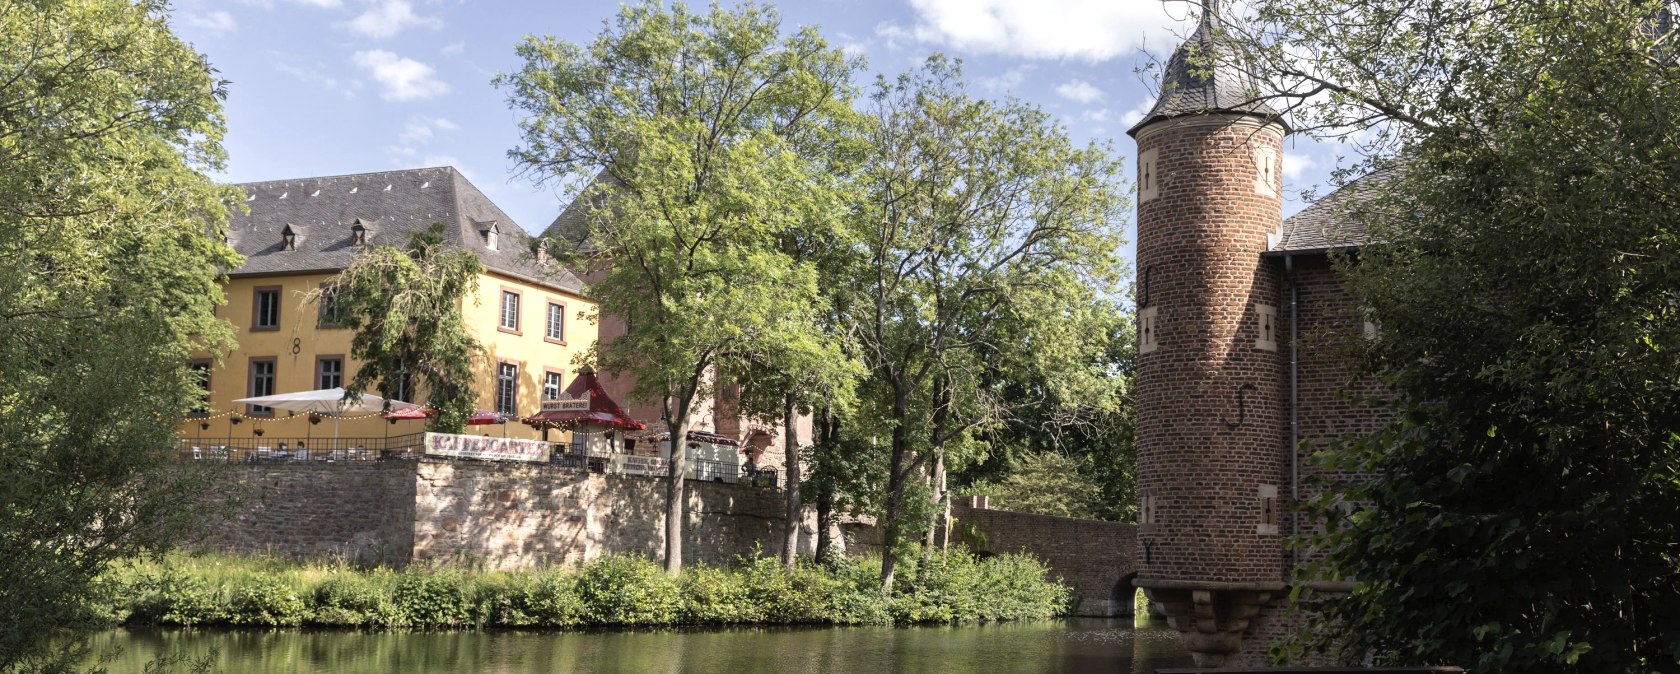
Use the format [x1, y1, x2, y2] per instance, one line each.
[168, 0, 1337, 239]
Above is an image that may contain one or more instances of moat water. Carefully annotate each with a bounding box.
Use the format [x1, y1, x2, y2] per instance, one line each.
[92, 618, 1192, 673]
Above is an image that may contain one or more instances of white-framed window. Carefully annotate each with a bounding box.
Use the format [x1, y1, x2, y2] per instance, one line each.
[253, 288, 280, 330]
[248, 358, 276, 415]
[496, 362, 518, 415]
[1255, 304, 1279, 351]
[500, 291, 520, 331]
[546, 302, 565, 342]
[1138, 306, 1159, 354]
[543, 371, 563, 401]
[318, 357, 344, 390]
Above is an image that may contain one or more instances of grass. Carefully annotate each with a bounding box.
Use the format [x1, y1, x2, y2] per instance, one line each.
[97, 549, 1073, 631]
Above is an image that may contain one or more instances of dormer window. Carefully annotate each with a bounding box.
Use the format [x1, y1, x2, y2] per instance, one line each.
[350, 219, 369, 245]
[535, 241, 550, 265]
[281, 224, 299, 251]
[478, 220, 500, 250]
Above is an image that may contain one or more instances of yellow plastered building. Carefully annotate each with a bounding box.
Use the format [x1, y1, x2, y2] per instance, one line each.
[179, 167, 596, 448]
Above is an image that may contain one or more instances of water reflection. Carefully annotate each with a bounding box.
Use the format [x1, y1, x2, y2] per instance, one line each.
[95, 619, 1192, 674]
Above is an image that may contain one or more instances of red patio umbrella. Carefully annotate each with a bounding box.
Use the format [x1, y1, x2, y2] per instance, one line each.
[383, 405, 506, 424]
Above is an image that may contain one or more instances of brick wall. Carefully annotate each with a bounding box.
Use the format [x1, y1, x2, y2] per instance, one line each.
[948, 502, 1139, 617]
[194, 461, 417, 566]
[1134, 115, 1291, 585]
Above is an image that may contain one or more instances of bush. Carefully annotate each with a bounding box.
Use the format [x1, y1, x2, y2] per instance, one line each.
[389, 568, 474, 629]
[576, 554, 680, 625]
[740, 557, 831, 624]
[678, 565, 756, 624]
[227, 574, 308, 626]
[889, 549, 1069, 623]
[313, 574, 389, 627]
[488, 569, 584, 628]
[138, 572, 225, 626]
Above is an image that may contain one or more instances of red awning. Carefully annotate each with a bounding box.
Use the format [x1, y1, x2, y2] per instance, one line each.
[523, 366, 646, 431]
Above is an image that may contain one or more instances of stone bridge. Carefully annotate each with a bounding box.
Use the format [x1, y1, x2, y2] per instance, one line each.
[948, 497, 1140, 617]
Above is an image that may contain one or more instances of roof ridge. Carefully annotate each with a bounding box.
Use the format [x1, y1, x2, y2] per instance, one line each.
[234, 165, 457, 188]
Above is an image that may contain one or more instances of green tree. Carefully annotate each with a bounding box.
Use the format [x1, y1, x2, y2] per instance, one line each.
[846, 57, 1128, 591]
[311, 222, 484, 432]
[500, 1, 862, 574]
[0, 0, 240, 670]
[1219, 0, 1680, 670]
[962, 452, 1104, 520]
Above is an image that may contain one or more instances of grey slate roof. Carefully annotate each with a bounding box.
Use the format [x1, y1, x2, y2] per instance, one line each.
[1127, 21, 1287, 136]
[226, 166, 584, 294]
[1269, 170, 1392, 254]
[542, 170, 623, 254]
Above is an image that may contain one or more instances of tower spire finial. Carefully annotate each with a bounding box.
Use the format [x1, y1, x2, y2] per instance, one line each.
[1201, 0, 1220, 30]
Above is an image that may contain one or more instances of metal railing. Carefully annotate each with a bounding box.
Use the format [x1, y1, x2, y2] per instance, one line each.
[176, 433, 425, 462]
[177, 433, 783, 489]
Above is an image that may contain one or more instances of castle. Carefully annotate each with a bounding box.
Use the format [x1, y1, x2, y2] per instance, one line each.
[1128, 10, 1386, 667]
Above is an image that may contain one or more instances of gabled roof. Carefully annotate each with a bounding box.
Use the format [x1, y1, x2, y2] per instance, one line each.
[226, 166, 584, 294]
[1269, 169, 1393, 255]
[542, 170, 624, 254]
[1128, 20, 1287, 136]
[523, 365, 644, 430]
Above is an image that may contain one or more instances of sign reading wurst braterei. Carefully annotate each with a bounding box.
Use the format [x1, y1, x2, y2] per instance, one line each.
[423, 432, 551, 463]
[540, 395, 590, 413]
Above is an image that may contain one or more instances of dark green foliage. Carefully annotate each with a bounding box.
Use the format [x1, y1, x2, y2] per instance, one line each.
[105, 552, 1066, 630]
[388, 569, 475, 630]
[226, 576, 307, 627]
[575, 555, 682, 625]
[312, 576, 388, 627]
[1228, 0, 1680, 670]
[486, 570, 583, 628]
[890, 550, 1071, 624]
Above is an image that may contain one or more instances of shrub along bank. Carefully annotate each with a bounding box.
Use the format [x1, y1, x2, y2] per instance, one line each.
[100, 551, 1071, 630]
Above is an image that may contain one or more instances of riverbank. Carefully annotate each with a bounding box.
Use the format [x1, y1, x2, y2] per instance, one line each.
[98, 551, 1071, 630]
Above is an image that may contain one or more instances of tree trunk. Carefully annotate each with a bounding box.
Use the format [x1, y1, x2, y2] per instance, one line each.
[664, 394, 690, 576]
[813, 408, 835, 562]
[781, 395, 801, 569]
[878, 406, 911, 593]
[925, 444, 946, 551]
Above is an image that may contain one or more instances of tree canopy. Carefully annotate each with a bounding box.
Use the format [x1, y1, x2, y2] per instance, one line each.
[500, 0, 863, 574]
[1215, 0, 1680, 670]
[313, 222, 485, 433]
[0, 0, 238, 669]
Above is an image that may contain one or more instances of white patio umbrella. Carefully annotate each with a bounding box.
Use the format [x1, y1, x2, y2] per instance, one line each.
[233, 387, 410, 443]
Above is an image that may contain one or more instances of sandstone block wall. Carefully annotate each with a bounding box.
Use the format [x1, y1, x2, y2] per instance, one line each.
[412, 459, 816, 569]
[194, 461, 417, 566]
[948, 502, 1138, 617]
[191, 458, 820, 570]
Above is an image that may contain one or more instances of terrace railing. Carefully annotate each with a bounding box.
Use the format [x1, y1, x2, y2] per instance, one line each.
[176, 433, 425, 462]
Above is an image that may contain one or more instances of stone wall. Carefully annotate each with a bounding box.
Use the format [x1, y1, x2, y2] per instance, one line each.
[191, 458, 817, 570]
[194, 461, 416, 566]
[948, 500, 1138, 617]
[412, 459, 816, 569]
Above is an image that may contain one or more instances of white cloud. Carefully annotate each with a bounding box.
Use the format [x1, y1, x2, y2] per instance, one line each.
[1119, 96, 1157, 127]
[1055, 79, 1104, 104]
[293, 0, 340, 7]
[399, 116, 457, 144]
[185, 10, 237, 36]
[980, 64, 1035, 93]
[904, 0, 1175, 61]
[1081, 108, 1111, 123]
[440, 41, 466, 56]
[874, 21, 913, 50]
[352, 50, 449, 101]
[345, 0, 442, 39]
[1283, 153, 1319, 181]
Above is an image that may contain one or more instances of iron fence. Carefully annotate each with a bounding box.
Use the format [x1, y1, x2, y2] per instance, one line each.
[176, 434, 425, 462]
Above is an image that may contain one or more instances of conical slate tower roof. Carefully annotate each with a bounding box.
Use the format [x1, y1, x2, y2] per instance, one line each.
[1127, 9, 1286, 136]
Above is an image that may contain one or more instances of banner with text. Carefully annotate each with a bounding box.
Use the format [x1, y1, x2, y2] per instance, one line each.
[423, 432, 551, 463]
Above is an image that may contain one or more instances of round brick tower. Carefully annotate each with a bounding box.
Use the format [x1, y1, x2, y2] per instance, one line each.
[1127, 8, 1290, 667]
